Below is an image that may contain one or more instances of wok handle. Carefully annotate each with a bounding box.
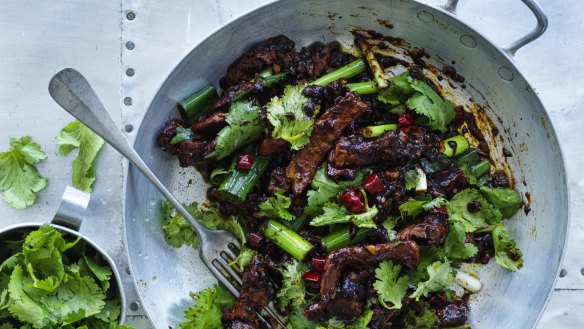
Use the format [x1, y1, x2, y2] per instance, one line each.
[440, 0, 548, 56]
[52, 186, 90, 231]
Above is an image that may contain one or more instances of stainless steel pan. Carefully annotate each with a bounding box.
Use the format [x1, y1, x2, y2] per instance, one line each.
[124, 0, 569, 327]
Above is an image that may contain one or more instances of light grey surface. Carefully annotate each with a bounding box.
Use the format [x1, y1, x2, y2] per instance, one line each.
[0, 0, 582, 328]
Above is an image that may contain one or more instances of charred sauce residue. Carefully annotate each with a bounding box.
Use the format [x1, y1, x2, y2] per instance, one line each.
[376, 18, 394, 29]
[523, 192, 532, 215]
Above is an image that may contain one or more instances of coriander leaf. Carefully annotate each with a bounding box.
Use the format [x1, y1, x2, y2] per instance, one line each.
[479, 186, 521, 219]
[207, 101, 264, 160]
[403, 302, 438, 329]
[305, 165, 365, 216]
[310, 202, 378, 229]
[171, 126, 195, 144]
[57, 121, 105, 192]
[267, 85, 320, 150]
[82, 255, 112, 292]
[180, 283, 235, 329]
[411, 259, 454, 300]
[373, 261, 408, 309]
[492, 226, 524, 271]
[347, 309, 374, 329]
[230, 245, 257, 272]
[378, 73, 414, 105]
[0, 136, 47, 209]
[160, 201, 200, 249]
[399, 197, 446, 218]
[22, 224, 79, 292]
[7, 265, 50, 327]
[448, 189, 501, 232]
[277, 260, 308, 310]
[404, 168, 420, 191]
[405, 80, 455, 132]
[54, 270, 106, 324]
[259, 190, 295, 221]
[93, 298, 121, 322]
[444, 222, 478, 259]
[288, 309, 318, 329]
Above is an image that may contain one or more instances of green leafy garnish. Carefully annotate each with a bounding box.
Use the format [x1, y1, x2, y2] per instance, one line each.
[231, 245, 257, 272]
[179, 283, 236, 329]
[171, 126, 195, 144]
[57, 121, 105, 192]
[411, 259, 454, 300]
[267, 85, 320, 150]
[310, 201, 378, 229]
[161, 201, 201, 249]
[448, 189, 501, 232]
[378, 72, 415, 105]
[373, 261, 408, 309]
[316, 309, 374, 329]
[259, 190, 295, 221]
[305, 165, 365, 216]
[399, 196, 446, 218]
[0, 224, 127, 328]
[288, 309, 318, 329]
[0, 136, 47, 209]
[444, 222, 478, 259]
[403, 168, 420, 191]
[479, 186, 521, 219]
[207, 101, 264, 160]
[492, 226, 524, 271]
[277, 260, 308, 310]
[405, 80, 455, 132]
[402, 302, 439, 329]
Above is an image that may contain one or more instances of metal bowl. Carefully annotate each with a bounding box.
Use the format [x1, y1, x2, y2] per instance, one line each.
[124, 0, 569, 327]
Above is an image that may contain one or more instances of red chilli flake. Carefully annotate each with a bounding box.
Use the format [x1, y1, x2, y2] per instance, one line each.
[302, 272, 322, 290]
[236, 153, 254, 171]
[398, 113, 414, 128]
[364, 173, 386, 196]
[311, 258, 326, 273]
[339, 188, 366, 214]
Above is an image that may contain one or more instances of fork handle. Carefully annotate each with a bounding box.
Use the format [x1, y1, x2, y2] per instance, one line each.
[48, 68, 211, 238]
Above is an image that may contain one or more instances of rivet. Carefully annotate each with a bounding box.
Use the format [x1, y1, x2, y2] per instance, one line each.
[126, 68, 135, 77]
[126, 41, 135, 50]
[559, 269, 567, 277]
[417, 11, 434, 23]
[460, 35, 477, 48]
[498, 66, 514, 82]
[125, 124, 134, 133]
[124, 97, 132, 106]
[129, 301, 140, 311]
[126, 11, 136, 21]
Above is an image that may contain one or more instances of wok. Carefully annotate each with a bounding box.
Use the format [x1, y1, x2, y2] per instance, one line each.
[124, 0, 569, 328]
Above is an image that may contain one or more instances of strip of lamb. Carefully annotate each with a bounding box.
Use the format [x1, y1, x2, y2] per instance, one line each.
[328, 126, 440, 168]
[305, 240, 420, 322]
[396, 213, 449, 247]
[222, 256, 275, 329]
[291, 41, 341, 81]
[157, 118, 185, 155]
[286, 91, 369, 195]
[221, 35, 296, 88]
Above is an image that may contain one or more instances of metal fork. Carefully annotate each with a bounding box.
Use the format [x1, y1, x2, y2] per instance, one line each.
[48, 68, 286, 328]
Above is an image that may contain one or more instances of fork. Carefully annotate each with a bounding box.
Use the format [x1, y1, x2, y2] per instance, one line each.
[49, 68, 286, 328]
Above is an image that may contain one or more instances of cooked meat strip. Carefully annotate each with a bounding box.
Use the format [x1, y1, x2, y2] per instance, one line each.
[286, 91, 369, 195]
[328, 126, 440, 168]
[210, 81, 255, 113]
[428, 164, 468, 197]
[191, 112, 227, 133]
[304, 270, 368, 322]
[222, 256, 275, 329]
[291, 41, 340, 80]
[221, 35, 296, 88]
[305, 241, 420, 322]
[176, 140, 215, 167]
[157, 118, 185, 155]
[396, 213, 448, 247]
[327, 163, 356, 181]
[259, 133, 289, 156]
[435, 300, 470, 327]
[267, 167, 290, 194]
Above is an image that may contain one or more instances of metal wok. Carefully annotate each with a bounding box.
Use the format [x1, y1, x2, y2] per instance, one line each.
[124, 0, 569, 327]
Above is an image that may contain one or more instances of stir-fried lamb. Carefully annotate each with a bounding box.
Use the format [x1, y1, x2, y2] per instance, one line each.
[157, 33, 524, 329]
